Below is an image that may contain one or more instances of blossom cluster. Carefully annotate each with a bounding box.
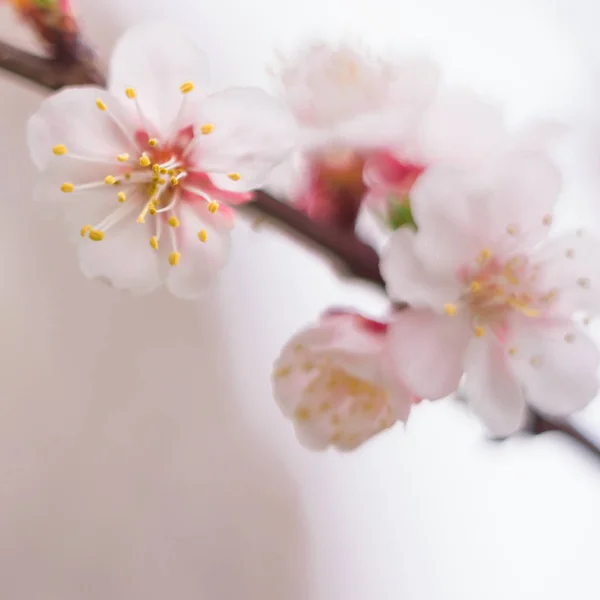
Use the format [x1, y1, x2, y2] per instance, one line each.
[25, 23, 600, 448]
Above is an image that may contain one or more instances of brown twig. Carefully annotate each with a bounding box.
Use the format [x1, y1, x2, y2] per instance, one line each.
[1, 38, 598, 459]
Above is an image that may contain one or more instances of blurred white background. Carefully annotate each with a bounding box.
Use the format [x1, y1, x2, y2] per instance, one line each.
[1, 0, 600, 598]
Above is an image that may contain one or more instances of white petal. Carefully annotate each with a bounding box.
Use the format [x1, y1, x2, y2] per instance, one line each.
[77, 215, 161, 294]
[412, 88, 505, 166]
[380, 227, 461, 307]
[463, 337, 527, 437]
[108, 22, 209, 135]
[387, 308, 471, 400]
[165, 202, 231, 299]
[192, 87, 297, 191]
[27, 86, 136, 170]
[509, 320, 600, 416]
[533, 230, 600, 315]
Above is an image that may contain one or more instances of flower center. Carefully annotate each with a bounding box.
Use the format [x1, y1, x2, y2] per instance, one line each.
[444, 248, 544, 337]
[53, 83, 242, 266]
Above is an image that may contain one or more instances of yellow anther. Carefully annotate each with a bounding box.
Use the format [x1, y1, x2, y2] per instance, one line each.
[176, 168, 184, 174]
[152, 174, 160, 183]
[148, 138, 158, 147]
[169, 251, 181, 266]
[158, 178, 166, 185]
[149, 236, 159, 250]
[124, 172, 132, 180]
[542, 214, 553, 226]
[444, 303, 457, 316]
[503, 267, 519, 285]
[52, 144, 67, 156]
[200, 123, 214, 135]
[319, 402, 331, 413]
[125, 87, 136, 99]
[470, 281, 482, 293]
[180, 81, 194, 94]
[167, 216, 180, 228]
[152, 164, 160, 174]
[564, 333, 576, 344]
[207, 200, 219, 214]
[295, 406, 310, 421]
[274, 365, 292, 378]
[80, 224, 92, 237]
[477, 248, 492, 264]
[96, 98, 107, 111]
[474, 326, 485, 338]
[197, 229, 208, 242]
[61, 182, 74, 193]
[104, 175, 117, 185]
[148, 204, 157, 216]
[227, 172, 241, 181]
[167, 169, 176, 176]
[506, 224, 518, 235]
[117, 191, 126, 203]
[170, 177, 179, 186]
[139, 154, 151, 167]
[89, 229, 104, 241]
[160, 168, 167, 174]
[117, 153, 129, 162]
[508, 347, 518, 356]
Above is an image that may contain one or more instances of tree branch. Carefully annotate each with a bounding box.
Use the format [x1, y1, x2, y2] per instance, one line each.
[1, 39, 598, 459]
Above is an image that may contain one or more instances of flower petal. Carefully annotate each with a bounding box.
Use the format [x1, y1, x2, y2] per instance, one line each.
[27, 86, 137, 170]
[191, 87, 297, 192]
[387, 308, 471, 399]
[164, 202, 231, 299]
[533, 230, 600, 315]
[463, 336, 527, 436]
[108, 22, 209, 136]
[380, 226, 461, 307]
[508, 319, 600, 416]
[77, 212, 161, 294]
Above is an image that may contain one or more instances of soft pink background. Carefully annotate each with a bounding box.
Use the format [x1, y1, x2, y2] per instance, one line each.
[1, 0, 600, 598]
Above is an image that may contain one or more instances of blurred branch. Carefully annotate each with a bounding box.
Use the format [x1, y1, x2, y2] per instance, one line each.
[0, 36, 599, 459]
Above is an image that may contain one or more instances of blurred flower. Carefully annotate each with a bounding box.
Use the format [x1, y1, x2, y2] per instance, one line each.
[381, 150, 600, 436]
[27, 22, 296, 298]
[270, 41, 440, 231]
[272, 310, 418, 450]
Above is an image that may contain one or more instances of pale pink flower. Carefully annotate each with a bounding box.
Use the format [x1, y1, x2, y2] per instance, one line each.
[269, 41, 440, 229]
[27, 22, 295, 298]
[381, 151, 600, 436]
[272, 310, 418, 450]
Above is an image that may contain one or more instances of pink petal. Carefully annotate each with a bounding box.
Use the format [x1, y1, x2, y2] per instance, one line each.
[387, 308, 471, 400]
[463, 336, 527, 436]
[508, 319, 600, 416]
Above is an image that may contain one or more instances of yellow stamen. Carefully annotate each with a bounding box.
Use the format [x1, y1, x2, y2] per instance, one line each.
[477, 248, 492, 264]
[227, 172, 241, 181]
[152, 164, 160, 174]
[61, 182, 74, 193]
[96, 98, 107, 111]
[148, 138, 158, 147]
[180, 81, 194, 94]
[80, 224, 92, 237]
[474, 326, 485, 338]
[508, 347, 518, 356]
[319, 402, 331, 413]
[52, 144, 67, 156]
[542, 214, 553, 226]
[197, 229, 208, 242]
[169, 251, 181, 266]
[170, 177, 179, 186]
[207, 201, 219, 214]
[167, 169, 176, 176]
[117, 153, 129, 162]
[160, 168, 167, 174]
[444, 303, 457, 316]
[167, 216, 180, 228]
[295, 407, 310, 421]
[117, 191, 126, 203]
[152, 174, 160, 183]
[158, 178, 166, 185]
[148, 203, 157, 215]
[564, 333, 576, 344]
[149, 236, 159, 250]
[200, 123, 214, 135]
[89, 229, 104, 241]
[104, 175, 117, 185]
[139, 154, 151, 167]
[124, 172, 132, 180]
[470, 281, 482, 293]
[137, 200, 154, 223]
[125, 87, 136, 99]
[274, 365, 291, 378]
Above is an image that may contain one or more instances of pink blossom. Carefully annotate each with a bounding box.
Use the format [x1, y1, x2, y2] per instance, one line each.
[272, 310, 418, 450]
[381, 150, 600, 435]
